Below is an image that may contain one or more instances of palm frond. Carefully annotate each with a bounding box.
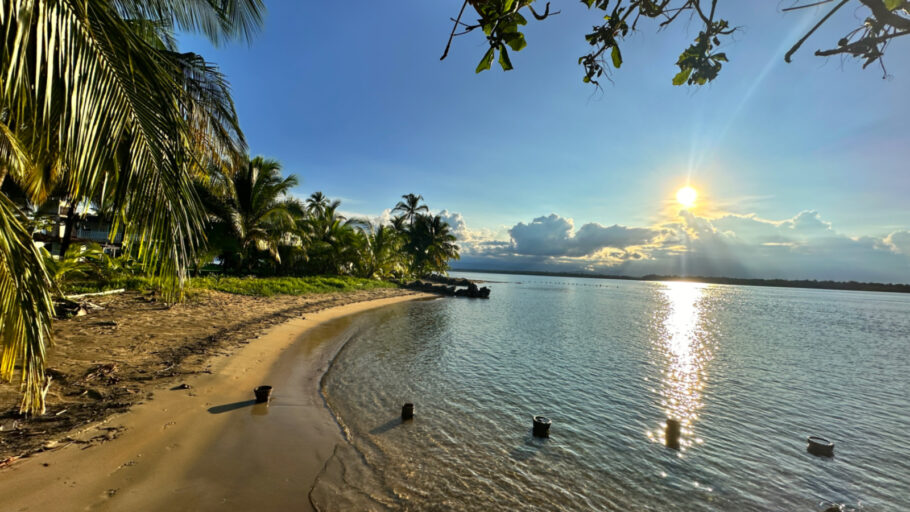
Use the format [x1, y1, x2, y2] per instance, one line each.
[113, 0, 265, 45]
[0, 194, 54, 415]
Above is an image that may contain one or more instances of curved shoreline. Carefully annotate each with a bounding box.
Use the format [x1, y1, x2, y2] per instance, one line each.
[0, 292, 434, 511]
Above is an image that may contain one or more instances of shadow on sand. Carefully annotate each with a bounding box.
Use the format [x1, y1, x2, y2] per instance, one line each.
[208, 400, 258, 414]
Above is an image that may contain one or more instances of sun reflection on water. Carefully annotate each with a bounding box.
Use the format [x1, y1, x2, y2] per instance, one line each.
[648, 281, 712, 453]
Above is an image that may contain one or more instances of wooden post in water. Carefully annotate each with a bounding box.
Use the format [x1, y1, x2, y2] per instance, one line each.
[532, 416, 551, 438]
[401, 403, 415, 420]
[665, 418, 681, 449]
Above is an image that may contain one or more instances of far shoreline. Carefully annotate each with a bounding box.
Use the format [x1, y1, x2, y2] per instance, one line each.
[451, 268, 910, 294]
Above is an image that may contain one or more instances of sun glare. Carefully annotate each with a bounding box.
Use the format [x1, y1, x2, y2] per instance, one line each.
[676, 186, 697, 209]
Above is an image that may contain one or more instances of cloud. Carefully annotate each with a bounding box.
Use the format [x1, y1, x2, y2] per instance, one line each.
[508, 214, 661, 257]
[448, 209, 910, 283]
[885, 230, 910, 255]
[437, 210, 469, 240]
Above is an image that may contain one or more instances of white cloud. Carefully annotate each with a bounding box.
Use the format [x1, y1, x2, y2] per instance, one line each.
[446, 209, 910, 283]
[885, 230, 910, 255]
[507, 214, 661, 257]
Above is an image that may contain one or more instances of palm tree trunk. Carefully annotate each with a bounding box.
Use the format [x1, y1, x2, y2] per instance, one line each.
[59, 201, 78, 257]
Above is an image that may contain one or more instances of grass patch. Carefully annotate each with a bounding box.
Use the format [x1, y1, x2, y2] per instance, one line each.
[188, 275, 398, 297]
[61, 275, 397, 298]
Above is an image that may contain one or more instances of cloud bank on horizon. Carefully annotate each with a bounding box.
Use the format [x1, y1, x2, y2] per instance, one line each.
[435, 209, 910, 284]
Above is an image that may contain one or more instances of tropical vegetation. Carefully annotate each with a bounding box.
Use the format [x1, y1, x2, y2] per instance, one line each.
[0, 0, 460, 416]
[0, 0, 267, 414]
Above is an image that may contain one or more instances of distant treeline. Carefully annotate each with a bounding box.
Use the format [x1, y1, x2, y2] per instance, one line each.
[452, 269, 910, 294]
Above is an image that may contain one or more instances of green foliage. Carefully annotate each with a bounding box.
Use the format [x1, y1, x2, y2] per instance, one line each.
[404, 212, 460, 277]
[454, 1, 909, 86]
[190, 275, 397, 297]
[354, 223, 405, 280]
[673, 22, 730, 86]
[0, 195, 54, 415]
[472, 0, 530, 72]
[0, 0, 263, 414]
[196, 156, 303, 272]
[580, 4, 630, 84]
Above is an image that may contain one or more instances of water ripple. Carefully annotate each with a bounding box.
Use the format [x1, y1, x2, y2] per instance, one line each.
[314, 276, 910, 511]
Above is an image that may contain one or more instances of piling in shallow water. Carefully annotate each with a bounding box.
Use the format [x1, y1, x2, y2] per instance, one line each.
[665, 419, 681, 449]
[807, 436, 835, 457]
[253, 385, 272, 403]
[532, 416, 551, 438]
[402, 403, 415, 420]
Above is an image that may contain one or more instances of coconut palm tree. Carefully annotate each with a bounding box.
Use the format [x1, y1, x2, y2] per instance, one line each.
[302, 202, 364, 275]
[355, 222, 403, 279]
[197, 157, 303, 272]
[305, 191, 340, 217]
[0, 0, 263, 413]
[405, 214, 460, 277]
[392, 193, 429, 226]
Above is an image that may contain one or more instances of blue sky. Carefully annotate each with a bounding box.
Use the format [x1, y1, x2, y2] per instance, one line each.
[180, 1, 910, 282]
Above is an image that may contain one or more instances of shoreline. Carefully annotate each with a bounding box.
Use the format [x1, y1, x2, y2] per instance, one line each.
[0, 291, 434, 511]
[451, 268, 910, 294]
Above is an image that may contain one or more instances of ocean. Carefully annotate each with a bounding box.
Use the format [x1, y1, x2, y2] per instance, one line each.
[311, 272, 910, 510]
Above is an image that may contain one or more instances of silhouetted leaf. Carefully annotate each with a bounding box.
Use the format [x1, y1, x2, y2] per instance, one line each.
[672, 67, 692, 85]
[611, 46, 622, 68]
[476, 47, 495, 73]
[499, 46, 513, 70]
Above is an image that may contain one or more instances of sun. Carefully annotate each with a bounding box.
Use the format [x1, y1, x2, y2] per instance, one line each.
[676, 186, 697, 208]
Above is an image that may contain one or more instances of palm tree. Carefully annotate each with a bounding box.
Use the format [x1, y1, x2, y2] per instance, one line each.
[0, 0, 263, 413]
[305, 191, 340, 217]
[197, 157, 302, 272]
[302, 202, 363, 275]
[393, 193, 429, 225]
[405, 214, 460, 277]
[356, 222, 403, 279]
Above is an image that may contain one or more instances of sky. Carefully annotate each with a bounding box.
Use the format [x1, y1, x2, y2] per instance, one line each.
[180, 1, 910, 283]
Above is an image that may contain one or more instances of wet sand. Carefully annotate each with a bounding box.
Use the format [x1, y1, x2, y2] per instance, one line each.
[0, 293, 433, 511]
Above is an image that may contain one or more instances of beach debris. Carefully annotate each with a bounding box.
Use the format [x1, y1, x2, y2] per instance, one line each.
[53, 298, 87, 318]
[65, 288, 126, 300]
[53, 297, 105, 318]
[83, 363, 119, 385]
[0, 456, 21, 469]
[253, 385, 273, 403]
[532, 415, 551, 438]
[401, 403, 415, 420]
[172, 383, 192, 390]
[81, 388, 105, 400]
[666, 418, 681, 449]
[0, 420, 21, 431]
[807, 436, 835, 457]
[38, 377, 53, 415]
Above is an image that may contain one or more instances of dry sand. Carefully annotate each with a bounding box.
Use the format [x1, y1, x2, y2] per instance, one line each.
[0, 289, 434, 511]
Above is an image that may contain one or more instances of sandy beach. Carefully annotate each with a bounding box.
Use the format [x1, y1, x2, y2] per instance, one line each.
[0, 289, 433, 511]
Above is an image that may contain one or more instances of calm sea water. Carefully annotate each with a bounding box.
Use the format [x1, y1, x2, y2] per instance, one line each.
[312, 273, 910, 511]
